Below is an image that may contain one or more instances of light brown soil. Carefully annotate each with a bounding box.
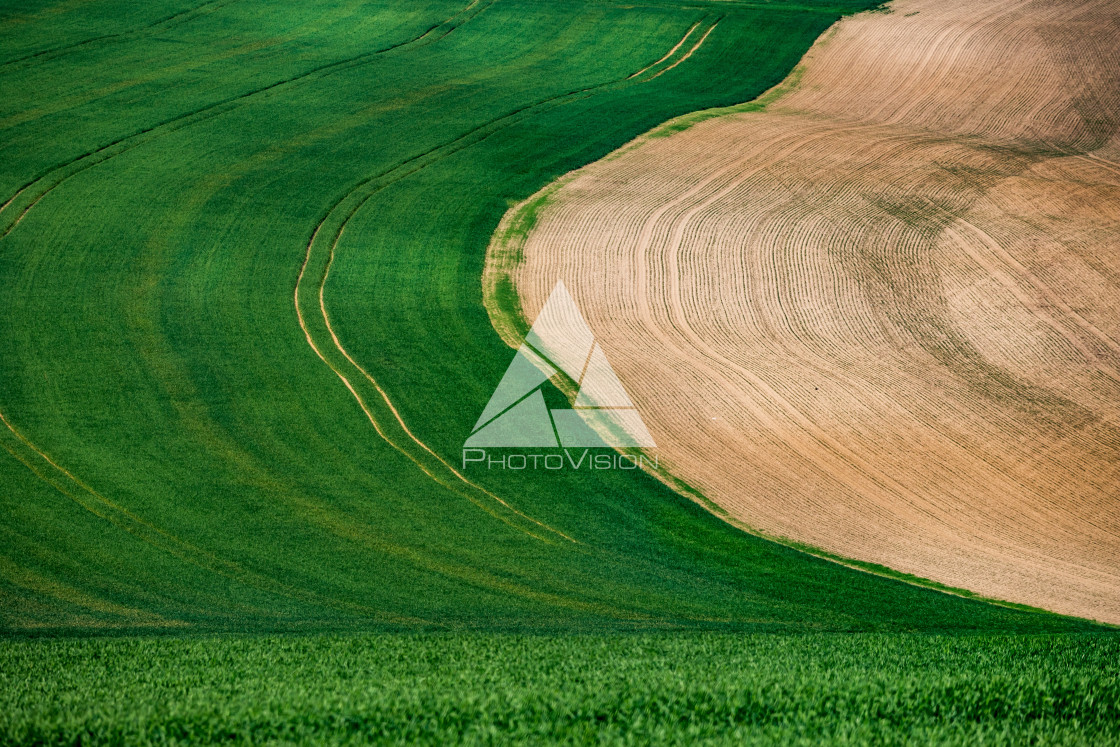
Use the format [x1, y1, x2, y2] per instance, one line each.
[503, 0, 1120, 622]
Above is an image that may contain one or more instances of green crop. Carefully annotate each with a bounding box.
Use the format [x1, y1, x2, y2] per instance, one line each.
[0, 0, 1101, 637]
[2, 632, 1118, 745]
[2, 3, 1115, 743]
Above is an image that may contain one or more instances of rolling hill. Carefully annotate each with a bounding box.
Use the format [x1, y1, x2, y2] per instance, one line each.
[0, 0, 1106, 635]
[506, 0, 1120, 623]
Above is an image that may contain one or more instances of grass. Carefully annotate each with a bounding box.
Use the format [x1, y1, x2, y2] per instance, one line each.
[5, 0, 1088, 635]
[2, 0, 1114, 742]
[2, 631, 1118, 744]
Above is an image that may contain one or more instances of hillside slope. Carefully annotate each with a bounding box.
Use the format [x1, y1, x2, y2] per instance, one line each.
[508, 0, 1120, 622]
[0, 0, 1106, 634]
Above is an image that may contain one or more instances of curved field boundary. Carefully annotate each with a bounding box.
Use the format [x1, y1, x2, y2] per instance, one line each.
[481, 137, 1081, 620]
[293, 19, 721, 545]
[499, 0, 1120, 622]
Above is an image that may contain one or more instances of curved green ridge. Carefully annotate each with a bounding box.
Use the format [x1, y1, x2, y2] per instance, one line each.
[0, 0, 1104, 634]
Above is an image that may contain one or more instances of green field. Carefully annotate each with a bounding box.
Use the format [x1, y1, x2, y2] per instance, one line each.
[3, 0, 1089, 635]
[2, 0, 1117, 742]
[3, 632, 1118, 744]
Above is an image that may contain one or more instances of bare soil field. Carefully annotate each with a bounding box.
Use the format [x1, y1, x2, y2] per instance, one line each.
[499, 0, 1120, 622]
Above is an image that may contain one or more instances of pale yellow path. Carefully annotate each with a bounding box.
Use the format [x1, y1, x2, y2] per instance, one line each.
[505, 0, 1120, 622]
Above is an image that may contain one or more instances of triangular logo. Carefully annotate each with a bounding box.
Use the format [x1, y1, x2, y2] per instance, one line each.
[467, 281, 656, 448]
